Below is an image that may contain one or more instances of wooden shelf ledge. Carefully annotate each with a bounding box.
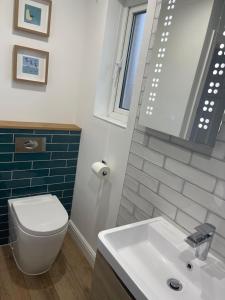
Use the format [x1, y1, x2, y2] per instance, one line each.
[0, 120, 81, 131]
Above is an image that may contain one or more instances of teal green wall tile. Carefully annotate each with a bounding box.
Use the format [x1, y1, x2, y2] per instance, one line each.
[0, 206, 8, 215]
[60, 196, 73, 205]
[48, 182, 74, 192]
[0, 144, 15, 152]
[0, 179, 30, 190]
[33, 160, 66, 169]
[68, 144, 80, 152]
[0, 172, 11, 181]
[12, 185, 47, 197]
[51, 191, 63, 198]
[50, 167, 76, 176]
[67, 160, 77, 167]
[46, 144, 68, 151]
[0, 214, 8, 223]
[0, 190, 11, 199]
[14, 153, 51, 161]
[0, 228, 9, 238]
[0, 134, 13, 143]
[65, 175, 75, 182]
[51, 152, 76, 160]
[0, 162, 32, 171]
[0, 129, 34, 133]
[63, 189, 74, 197]
[31, 176, 64, 186]
[52, 135, 80, 143]
[0, 154, 13, 162]
[13, 169, 49, 179]
[0, 222, 8, 231]
[70, 130, 81, 134]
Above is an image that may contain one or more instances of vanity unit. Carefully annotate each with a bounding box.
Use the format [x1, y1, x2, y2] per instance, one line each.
[90, 217, 225, 300]
[90, 251, 134, 300]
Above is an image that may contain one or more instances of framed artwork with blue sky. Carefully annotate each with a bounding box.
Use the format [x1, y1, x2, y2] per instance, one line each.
[13, 45, 49, 85]
[14, 0, 52, 37]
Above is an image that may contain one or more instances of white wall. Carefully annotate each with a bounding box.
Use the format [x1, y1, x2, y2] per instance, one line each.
[71, 0, 152, 252]
[0, 0, 86, 123]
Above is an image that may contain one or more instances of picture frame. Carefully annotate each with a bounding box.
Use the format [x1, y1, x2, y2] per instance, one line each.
[14, 0, 52, 37]
[13, 45, 49, 85]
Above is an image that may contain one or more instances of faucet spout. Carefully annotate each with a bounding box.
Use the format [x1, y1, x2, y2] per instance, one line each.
[185, 223, 216, 261]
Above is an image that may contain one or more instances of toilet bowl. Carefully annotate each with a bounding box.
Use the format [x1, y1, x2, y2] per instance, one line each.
[8, 194, 68, 275]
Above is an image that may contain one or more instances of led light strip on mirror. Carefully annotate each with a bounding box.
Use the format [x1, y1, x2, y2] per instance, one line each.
[146, 0, 176, 117]
[190, 8, 225, 146]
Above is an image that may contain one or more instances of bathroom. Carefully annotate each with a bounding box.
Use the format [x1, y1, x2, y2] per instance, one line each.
[0, 0, 225, 299]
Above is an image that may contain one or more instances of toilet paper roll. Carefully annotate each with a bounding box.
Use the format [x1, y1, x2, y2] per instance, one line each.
[91, 162, 110, 178]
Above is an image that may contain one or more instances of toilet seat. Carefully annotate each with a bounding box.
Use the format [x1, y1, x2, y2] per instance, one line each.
[11, 194, 68, 237]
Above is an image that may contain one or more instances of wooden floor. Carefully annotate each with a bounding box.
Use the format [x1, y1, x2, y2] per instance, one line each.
[0, 234, 93, 300]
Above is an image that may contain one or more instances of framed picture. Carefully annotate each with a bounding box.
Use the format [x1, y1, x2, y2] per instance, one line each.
[14, 0, 52, 37]
[13, 45, 49, 85]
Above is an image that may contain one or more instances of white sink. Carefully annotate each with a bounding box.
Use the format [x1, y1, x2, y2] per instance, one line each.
[98, 217, 225, 300]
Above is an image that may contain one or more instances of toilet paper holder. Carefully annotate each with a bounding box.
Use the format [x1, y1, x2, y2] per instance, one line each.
[101, 160, 108, 176]
[92, 161, 110, 178]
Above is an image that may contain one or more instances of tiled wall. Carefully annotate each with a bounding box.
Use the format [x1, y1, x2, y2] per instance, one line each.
[0, 128, 81, 245]
[117, 1, 225, 261]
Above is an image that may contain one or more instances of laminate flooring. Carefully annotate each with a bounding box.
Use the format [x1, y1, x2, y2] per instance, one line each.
[0, 234, 93, 300]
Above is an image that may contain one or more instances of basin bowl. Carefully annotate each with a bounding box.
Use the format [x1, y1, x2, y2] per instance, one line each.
[98, 217, 225, 300]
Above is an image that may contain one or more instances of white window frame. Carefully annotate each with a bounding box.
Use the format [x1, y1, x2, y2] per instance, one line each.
[108, 4, 147, 123]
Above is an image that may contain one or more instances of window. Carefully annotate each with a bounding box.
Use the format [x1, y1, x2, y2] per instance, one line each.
[109, 4, 147, 121]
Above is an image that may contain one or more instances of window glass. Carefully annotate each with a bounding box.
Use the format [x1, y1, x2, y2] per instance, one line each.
[119, 11, 146, 110]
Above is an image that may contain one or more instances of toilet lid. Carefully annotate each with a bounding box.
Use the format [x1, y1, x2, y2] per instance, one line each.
[12, 194, 68, 236]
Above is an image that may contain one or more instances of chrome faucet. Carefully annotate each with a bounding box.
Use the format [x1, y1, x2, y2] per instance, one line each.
[185, 223, 216, 261]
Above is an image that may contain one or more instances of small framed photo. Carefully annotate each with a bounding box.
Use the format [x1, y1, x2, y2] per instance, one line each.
[14, 0, 52, 37]
[13, 45, 49, 85]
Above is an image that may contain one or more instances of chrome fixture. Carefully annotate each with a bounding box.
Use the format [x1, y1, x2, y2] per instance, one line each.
[185, 223, 216, 261]
[15, 137, 46, 152]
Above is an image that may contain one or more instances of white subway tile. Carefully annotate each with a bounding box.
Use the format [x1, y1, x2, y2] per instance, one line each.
[128, 153, 143, 169]
[207, 213, 225, 238]
[165, 158, 216, 192]
[159, 184, 207, 222]
[215, 180, 225, 200]
[124, 175, 139, 193]
[133, 130, 148, 145]
[135, 119, 147, 133]
[170, 136, 211, 155]
[191, 154, 225, 181]
[127, 165, 159, 192]
[134, 207, 152, 221]
[121, 197, 134, 215]
[118, 207, 136, 225]
[149, 137, 191, 163]
[211, 234, 225, 259]
[175, 210, 200, 234]
[117, 216, 126, 226]
[144, 161, 184, 192]
[131, 142, 164, 167]
[123, 187, 154, 216]
[147, 128, 170, 141]
[183, 182, 225, 219]
[212, 141, 225, 160]
[140, 185, 177, 219]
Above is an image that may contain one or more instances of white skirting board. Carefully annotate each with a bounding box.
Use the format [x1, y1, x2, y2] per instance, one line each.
[68, 220, 96, 268]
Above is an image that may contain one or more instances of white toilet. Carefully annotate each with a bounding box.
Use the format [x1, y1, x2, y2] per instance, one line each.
[8, 194, 68, 275]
